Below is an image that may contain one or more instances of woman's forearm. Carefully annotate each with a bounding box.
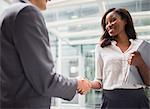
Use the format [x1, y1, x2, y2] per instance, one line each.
[137, 60, 150, 86]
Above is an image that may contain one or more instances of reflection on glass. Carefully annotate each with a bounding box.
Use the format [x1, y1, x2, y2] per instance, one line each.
[105, 0, 150, 12]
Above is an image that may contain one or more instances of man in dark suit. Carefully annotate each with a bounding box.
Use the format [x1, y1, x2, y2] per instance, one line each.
[0, 0, 91, 108]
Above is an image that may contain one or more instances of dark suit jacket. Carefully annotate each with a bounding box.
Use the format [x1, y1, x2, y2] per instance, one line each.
[0, 0, 77, 108]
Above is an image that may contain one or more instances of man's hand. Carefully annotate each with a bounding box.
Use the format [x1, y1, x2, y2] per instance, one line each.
[77, 78, 92, 95]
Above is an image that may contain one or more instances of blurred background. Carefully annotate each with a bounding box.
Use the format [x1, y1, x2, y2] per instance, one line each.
[1, 0, 150, 108]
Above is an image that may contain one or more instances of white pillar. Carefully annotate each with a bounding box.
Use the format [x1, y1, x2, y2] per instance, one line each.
[78, 53, 86, 107]
[55, 38, 62, 108]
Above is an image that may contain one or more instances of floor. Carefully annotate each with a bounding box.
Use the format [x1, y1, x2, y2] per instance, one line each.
[51, 105, 100, 109]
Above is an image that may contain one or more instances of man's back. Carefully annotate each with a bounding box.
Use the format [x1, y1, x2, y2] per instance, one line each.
[0, 2, 52, 108]
[0, 0, 78, 108]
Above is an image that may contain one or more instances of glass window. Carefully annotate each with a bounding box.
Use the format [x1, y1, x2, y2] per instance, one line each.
[105, 0, 150, 12]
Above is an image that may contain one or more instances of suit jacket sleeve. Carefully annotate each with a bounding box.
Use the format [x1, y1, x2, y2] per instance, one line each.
[13, 5, 77, 100]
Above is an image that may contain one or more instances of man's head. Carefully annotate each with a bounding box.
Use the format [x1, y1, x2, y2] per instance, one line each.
[29, 0, 50, 10]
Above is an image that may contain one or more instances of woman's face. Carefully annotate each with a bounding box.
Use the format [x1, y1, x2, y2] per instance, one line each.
[105, 11, 126, 37]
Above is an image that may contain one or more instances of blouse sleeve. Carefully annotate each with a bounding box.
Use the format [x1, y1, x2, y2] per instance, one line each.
[94, 44, 103, 83]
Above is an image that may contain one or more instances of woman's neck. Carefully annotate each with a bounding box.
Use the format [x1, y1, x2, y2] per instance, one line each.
[115, 34, 131, 52]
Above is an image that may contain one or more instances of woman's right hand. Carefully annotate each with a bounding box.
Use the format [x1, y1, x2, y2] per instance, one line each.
[91, 81, 102, 89]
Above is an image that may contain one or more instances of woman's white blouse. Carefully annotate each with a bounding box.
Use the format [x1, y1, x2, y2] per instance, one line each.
[95, 39, 144, 90]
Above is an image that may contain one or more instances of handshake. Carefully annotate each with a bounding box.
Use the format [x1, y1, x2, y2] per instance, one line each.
[77, 77, 92, 95]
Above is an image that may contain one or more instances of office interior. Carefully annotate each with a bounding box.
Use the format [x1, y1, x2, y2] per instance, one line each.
[1, 0, 150, 108]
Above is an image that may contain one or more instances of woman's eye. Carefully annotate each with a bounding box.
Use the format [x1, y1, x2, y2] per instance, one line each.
[105, 18, 116, 25]
[112, 17, 116, 22]
[106, 22, 108, 25]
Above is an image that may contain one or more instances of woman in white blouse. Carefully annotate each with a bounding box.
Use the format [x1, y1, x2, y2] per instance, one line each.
[90, 8, 150, 109]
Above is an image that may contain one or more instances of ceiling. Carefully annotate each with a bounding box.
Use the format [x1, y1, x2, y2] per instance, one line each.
[1, 0, 150, 45]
